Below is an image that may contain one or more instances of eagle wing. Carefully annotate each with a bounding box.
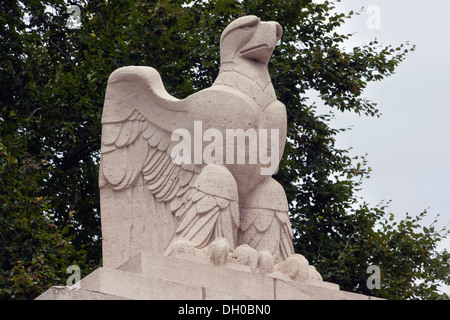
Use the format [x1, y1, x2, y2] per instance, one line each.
[99, 66, 200, 215]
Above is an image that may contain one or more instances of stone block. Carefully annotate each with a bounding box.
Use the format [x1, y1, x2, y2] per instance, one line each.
[80, 267, 202, 300]
[35, 286, 127, 300]
[116, 251, 275, 300]
[274, 277, 369, 300]
[37, 251, 382, 300]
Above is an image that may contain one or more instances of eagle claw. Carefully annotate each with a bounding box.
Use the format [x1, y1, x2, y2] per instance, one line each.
[206, 237, 230, 266]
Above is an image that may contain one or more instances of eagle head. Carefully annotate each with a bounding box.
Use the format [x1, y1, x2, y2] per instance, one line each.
[220, 15, 283, 65]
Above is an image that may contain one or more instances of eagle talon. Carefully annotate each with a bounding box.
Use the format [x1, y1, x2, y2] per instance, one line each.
[206, 237, 230, 266]
[308, 265, 323, 282]
[274, 254, 310, 282]
[228, 244, 258, 272]
[166, 237, 196, 259]
[256, 250, 274, 275]
[227, 245, 274, 275]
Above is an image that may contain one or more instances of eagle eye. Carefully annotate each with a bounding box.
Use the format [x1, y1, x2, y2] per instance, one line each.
[240, 20, 258, 31]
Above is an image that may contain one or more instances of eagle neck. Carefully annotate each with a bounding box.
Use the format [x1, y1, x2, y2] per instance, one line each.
[214, 61, 277, 109]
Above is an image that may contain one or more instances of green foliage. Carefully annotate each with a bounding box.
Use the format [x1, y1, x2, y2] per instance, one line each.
[0, 114, 87, 299]
[1, 0, 448, 299]
[369, 209, 449, 299]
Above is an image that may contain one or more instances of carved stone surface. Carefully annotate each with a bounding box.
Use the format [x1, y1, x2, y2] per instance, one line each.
[36, 16, 386, 300]
[37, 251, 384, 300]
[98, 15, 315, 281]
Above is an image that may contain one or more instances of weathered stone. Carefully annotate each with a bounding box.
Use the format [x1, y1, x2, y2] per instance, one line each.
[38, 251, 381, 300]
[36, 15, 384, 301]
[97, 15, 300, 276]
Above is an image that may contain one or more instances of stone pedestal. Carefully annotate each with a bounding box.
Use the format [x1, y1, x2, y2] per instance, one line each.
[37, 251, 381, 300]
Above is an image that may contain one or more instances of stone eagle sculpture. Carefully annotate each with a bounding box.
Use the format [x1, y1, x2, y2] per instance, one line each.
[99, 15, 321, 281]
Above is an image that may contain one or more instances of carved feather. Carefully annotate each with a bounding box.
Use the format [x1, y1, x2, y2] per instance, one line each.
[116, 121, 132, 147]
[142, 123, 157, 139]
[174, 186, 239, 249]
[100, 66, 201, 217]
[238, 207, 294, 262]
[197, 195, 217, 214]
[148, 129, 163, 147]
[102, 123, 122, 146]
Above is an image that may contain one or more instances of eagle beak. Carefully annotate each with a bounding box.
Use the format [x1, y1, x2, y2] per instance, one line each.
[240, 21, 283, 65]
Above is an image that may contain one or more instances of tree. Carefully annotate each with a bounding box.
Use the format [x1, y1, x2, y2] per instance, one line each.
[0, 0, 448, 299]
[0, 113, 88, 299]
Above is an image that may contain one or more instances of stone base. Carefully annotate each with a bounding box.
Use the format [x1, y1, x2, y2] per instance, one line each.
[35, 286, 127, 300]
[36, 251, 382, 300]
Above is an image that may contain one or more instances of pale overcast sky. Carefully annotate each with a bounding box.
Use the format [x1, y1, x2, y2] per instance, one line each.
[310, 0, 450, 293]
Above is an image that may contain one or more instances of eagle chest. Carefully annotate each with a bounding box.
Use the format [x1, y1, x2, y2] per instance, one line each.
[213, 71, 287, 157]
[215, 71, 277, 110]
